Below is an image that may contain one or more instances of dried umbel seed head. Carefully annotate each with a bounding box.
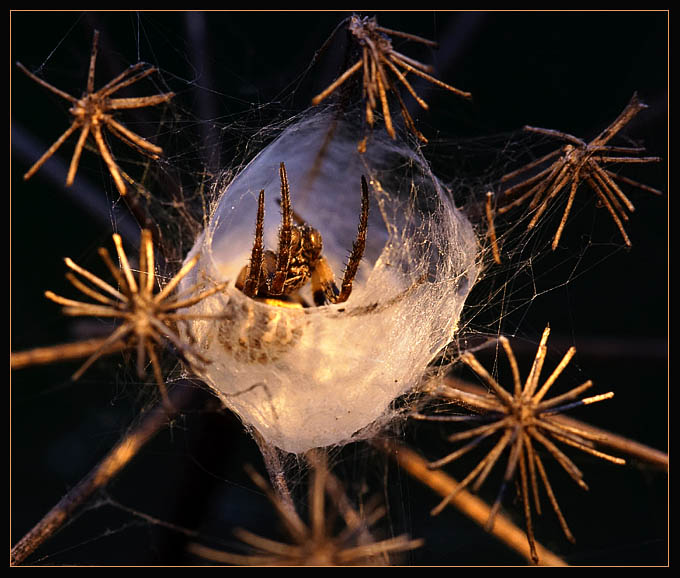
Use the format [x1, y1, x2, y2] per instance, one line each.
[312, 14, 471, 145]
[17, 30, 174, 196]
[179, 110, 479, 454]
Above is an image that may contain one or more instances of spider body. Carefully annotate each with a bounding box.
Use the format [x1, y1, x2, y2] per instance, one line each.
[236, 162, 369, 307]
[237, 224, 324, 301]
[218, 295, 306, 364]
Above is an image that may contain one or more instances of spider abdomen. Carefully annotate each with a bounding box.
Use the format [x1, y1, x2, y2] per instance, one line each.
[217, 294, 306, 364]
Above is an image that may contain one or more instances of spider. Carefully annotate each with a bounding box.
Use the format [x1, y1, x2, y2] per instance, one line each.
[235, 162, 369, 307]
[17, 29, 174, 196]
[312, 14, 471, 144]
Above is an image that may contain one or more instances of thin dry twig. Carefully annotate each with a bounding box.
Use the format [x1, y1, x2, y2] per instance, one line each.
[10, 337, 125, 370]
[418, 326, 625, 563]
[312, 14, 471, 145]
[10, 384, 195, 566]
[485, 191, 502, 264]
[498, 94, 662, 249]
[17, 29, 174, 196]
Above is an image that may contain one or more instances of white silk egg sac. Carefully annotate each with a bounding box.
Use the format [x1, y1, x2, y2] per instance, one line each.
[179, 110, 480, 454]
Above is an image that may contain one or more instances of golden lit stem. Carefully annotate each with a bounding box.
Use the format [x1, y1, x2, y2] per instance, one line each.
[524, 325, 551, 397]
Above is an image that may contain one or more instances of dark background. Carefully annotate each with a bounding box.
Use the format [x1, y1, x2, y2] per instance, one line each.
[11, 11, 667, 565]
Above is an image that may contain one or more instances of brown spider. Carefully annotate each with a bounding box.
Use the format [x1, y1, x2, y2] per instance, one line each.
[189, 456, 422, 565]
[44, 229, 226, 409]
[415, 325, 625, 563]
[236, 162, 369, 307]
[17, 30, 174, 196]
[497, 93, 662, 250]
[312, 14, 471, 144]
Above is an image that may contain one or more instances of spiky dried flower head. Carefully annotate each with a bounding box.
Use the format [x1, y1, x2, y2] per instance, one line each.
[189, 456, 423, 566]
[17, 29, 174, 196]
[44, 229, 226, 409]
[497, 93, 662, 250]
[415, 325, 625, 563]
[312, 14, 471, 146]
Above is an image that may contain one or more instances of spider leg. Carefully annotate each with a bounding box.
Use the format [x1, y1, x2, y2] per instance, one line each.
[334, 175, 370, 304]
[270, 163, 293, 295]
[275, 196, 307, 226]
[241, 189, 266, 298]
[311, 256, 340, 306]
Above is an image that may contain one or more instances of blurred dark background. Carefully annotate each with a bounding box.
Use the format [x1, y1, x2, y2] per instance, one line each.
[11, 11, 667, 565]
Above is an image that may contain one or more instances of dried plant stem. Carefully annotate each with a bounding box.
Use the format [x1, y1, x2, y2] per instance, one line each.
[10, 337, 126, 371]
[376, 439, 566, 566]
[442, 376, 668, 471]
[10, 385, 194, 566]
[485, 191, 502, 264]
